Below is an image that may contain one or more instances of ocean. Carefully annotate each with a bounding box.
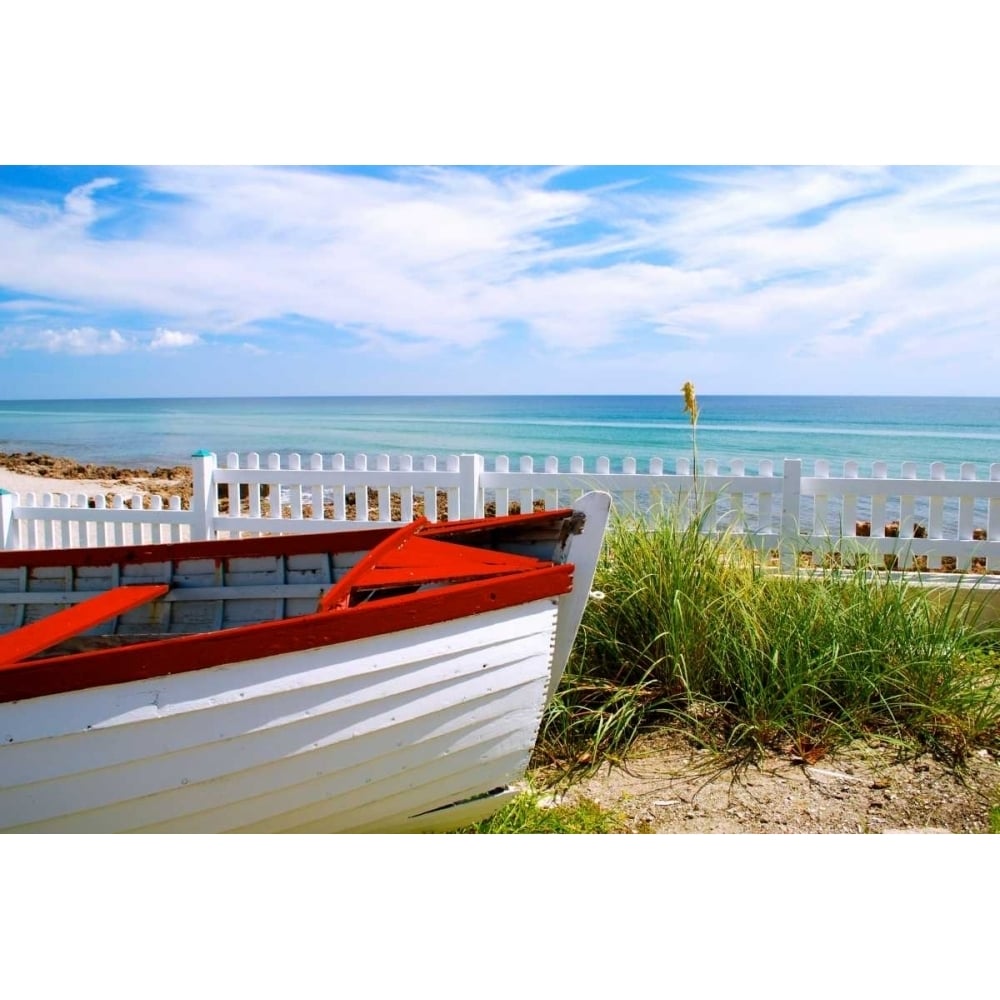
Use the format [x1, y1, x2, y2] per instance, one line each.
[1, 395, 999, 477]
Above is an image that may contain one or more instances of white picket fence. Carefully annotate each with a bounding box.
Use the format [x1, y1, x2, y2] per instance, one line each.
[0, 490, 190, 550]
[2, 450, 1000, 572]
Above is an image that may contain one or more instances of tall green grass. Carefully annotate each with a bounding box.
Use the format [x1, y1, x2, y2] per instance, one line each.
[542, 504, 1000, 768]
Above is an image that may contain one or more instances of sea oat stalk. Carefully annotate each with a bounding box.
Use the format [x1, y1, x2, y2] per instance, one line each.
[681, 380, 700, 494]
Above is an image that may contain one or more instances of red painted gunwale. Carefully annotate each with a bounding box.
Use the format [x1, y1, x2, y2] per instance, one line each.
[0, 509, 580, 704]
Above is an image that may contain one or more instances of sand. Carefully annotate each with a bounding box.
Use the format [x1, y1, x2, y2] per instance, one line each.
[0, 469, 122, 498]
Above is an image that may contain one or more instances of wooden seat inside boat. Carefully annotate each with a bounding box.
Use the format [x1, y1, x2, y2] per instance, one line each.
[0, 584, 169, 666]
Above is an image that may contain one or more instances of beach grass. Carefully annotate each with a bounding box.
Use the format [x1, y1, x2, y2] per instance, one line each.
[540, 502, 1000, 771]
[536, 381, 1000, 772]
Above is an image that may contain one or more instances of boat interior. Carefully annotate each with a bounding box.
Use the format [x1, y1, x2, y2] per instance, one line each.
[0, 509, 582, 665]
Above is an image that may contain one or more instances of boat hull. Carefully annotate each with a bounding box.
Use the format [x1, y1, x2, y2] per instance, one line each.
[0, 599, 559, 833]
[0, 492, 611, 833]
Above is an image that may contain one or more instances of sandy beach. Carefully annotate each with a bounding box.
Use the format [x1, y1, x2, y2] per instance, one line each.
[0, 468, 124, 498]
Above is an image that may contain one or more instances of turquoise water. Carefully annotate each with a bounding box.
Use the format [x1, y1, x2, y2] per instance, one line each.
[1, 395, 998, 477]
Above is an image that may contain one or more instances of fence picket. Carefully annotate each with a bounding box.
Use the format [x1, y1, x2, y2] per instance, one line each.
[727, 459, 745, 534]
[990, 464, 1000, 571]
[648, 457, 664, 511]
[812, 460, 829, 537]
[421, 455, 437, 522]
[93, 494, 108, 547]
[959, 462, 976, 542]
[73, 492, 88, 548]
[621, 457, 637, 513]
[398, 454, 414, 523]
[309, 453, 325, 521]
[43, 495, 56, 550]
[372, 454, 389, 522]
[929, 462, 945, 539]
[331, 454, 346, 521]
[494, 455, 510, 515]
[544, 456, 560, 511]
[445, 455, 460, 520]
[900, 461, 917, 540]
[780, 460, 802, 571]
[843, 461, 859, 538]
[758, 460, 774, 535]
[288, 453, 304, 520]
[246, 452, 262, 520]
[675, 457, 691, 528]
[518, 456, 534, 515]
[460, 454, 484, 519]
[268, 453, 283, 521]
[871, 461, 888, 539]
[0, 489, 13, 549]
[112, 495, 125, 546]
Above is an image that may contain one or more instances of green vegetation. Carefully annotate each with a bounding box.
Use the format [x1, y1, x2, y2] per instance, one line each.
[459, 790, 631, 834]
[541, 503, 1000, 771]
[538, 382, 1000, 772]
[462, 383, 1000, 833]
[468, 384, 1000, 833]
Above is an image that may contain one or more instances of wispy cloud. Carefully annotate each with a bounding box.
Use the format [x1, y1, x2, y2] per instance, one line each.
[61, 178, 119, 228]
[1, 165, 998, 393]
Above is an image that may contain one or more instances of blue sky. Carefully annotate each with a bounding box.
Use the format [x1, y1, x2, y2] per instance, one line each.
[2, 5, 998, 400]
[2, 164, 999, 398]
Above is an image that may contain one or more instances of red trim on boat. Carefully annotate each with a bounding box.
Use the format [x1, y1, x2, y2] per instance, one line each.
[319, 525, 556, 612]
[344, 536, 554, 587]
[319, 518, 428, 611]
[0, 564, 574, 703]
[420, 508, 574, 535]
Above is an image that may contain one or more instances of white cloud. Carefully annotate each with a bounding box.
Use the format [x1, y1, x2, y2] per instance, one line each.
[38, 327, 132, 355]
[62, 178, 119, 228]
[150, 328, 200, 350]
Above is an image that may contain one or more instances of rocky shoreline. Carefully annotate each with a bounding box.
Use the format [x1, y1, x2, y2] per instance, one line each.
[0, 450, 190, 484]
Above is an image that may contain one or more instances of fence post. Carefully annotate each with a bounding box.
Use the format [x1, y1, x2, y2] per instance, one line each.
[781, 458, 802, 571]
[0, 488, 14, 550]
[190, 450, 218, 541]
[459, 454, 484, 520]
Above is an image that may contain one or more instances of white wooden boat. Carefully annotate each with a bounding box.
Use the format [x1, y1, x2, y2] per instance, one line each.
[0, 492, 609, 833]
